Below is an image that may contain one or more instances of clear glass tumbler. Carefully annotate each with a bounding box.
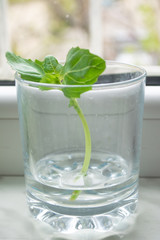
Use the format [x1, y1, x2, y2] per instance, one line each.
[16, 61, 146, 238]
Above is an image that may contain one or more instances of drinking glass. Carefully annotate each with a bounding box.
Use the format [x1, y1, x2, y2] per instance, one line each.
[16, 61, 146, 238]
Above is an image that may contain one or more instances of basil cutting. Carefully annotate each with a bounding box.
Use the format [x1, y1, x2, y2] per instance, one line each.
[6, 47, 106, 200]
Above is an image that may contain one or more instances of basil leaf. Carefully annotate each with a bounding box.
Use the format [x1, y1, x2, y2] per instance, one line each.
[40, 73, 60, 84]
[62, 47, 106, 98]
[39, 73, 61, 90]
[6, 47, 106, 98]
[35, 59, 44, 69]
[43, 56, 63, 75]
[5, 52, 44, 81]
[62, 86, 92, 98]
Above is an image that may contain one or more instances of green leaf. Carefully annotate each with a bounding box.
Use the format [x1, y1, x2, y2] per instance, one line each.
[62, 47, 106, 98]
[39, 73, 61, 90]
[35, 59, 44, 69]
[40, 73, 60, 84]
[43, 55, 63, 75]
[5, 52, 44, 81]
[63, 86, 92, 98]
[6, 48, 106, 98]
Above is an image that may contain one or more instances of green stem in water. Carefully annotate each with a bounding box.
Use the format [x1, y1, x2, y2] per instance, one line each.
[69, 98, 91, 200]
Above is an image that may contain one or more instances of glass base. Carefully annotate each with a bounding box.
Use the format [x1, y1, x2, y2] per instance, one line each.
[27, 191, 137, 238]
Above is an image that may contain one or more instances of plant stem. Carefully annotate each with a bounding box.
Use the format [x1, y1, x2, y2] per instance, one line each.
[69, 98, 91, 200]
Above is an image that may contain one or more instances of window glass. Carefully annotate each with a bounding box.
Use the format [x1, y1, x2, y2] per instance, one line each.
[1, 0, 160, 80]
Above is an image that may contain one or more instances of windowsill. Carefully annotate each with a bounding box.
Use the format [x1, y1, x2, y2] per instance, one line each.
[0, 85, 160, 177]
[144, 65, 160, 76]
[1, 84, 160, 119]
[0, 176, 160, 239]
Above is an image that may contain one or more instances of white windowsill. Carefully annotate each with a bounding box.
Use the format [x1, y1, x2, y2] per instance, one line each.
[1, 85, 160, 119]
[0, 85, 160, 176]
[143, 65, 160, 76]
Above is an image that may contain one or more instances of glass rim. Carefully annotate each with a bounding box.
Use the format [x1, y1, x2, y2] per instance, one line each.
[15, 60, 147, 89]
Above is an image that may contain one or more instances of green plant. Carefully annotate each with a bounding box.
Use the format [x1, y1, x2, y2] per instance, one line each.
[139, 4, 160, 55]
[9, 0, 32, 4]
[6, 47, 106, 200]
